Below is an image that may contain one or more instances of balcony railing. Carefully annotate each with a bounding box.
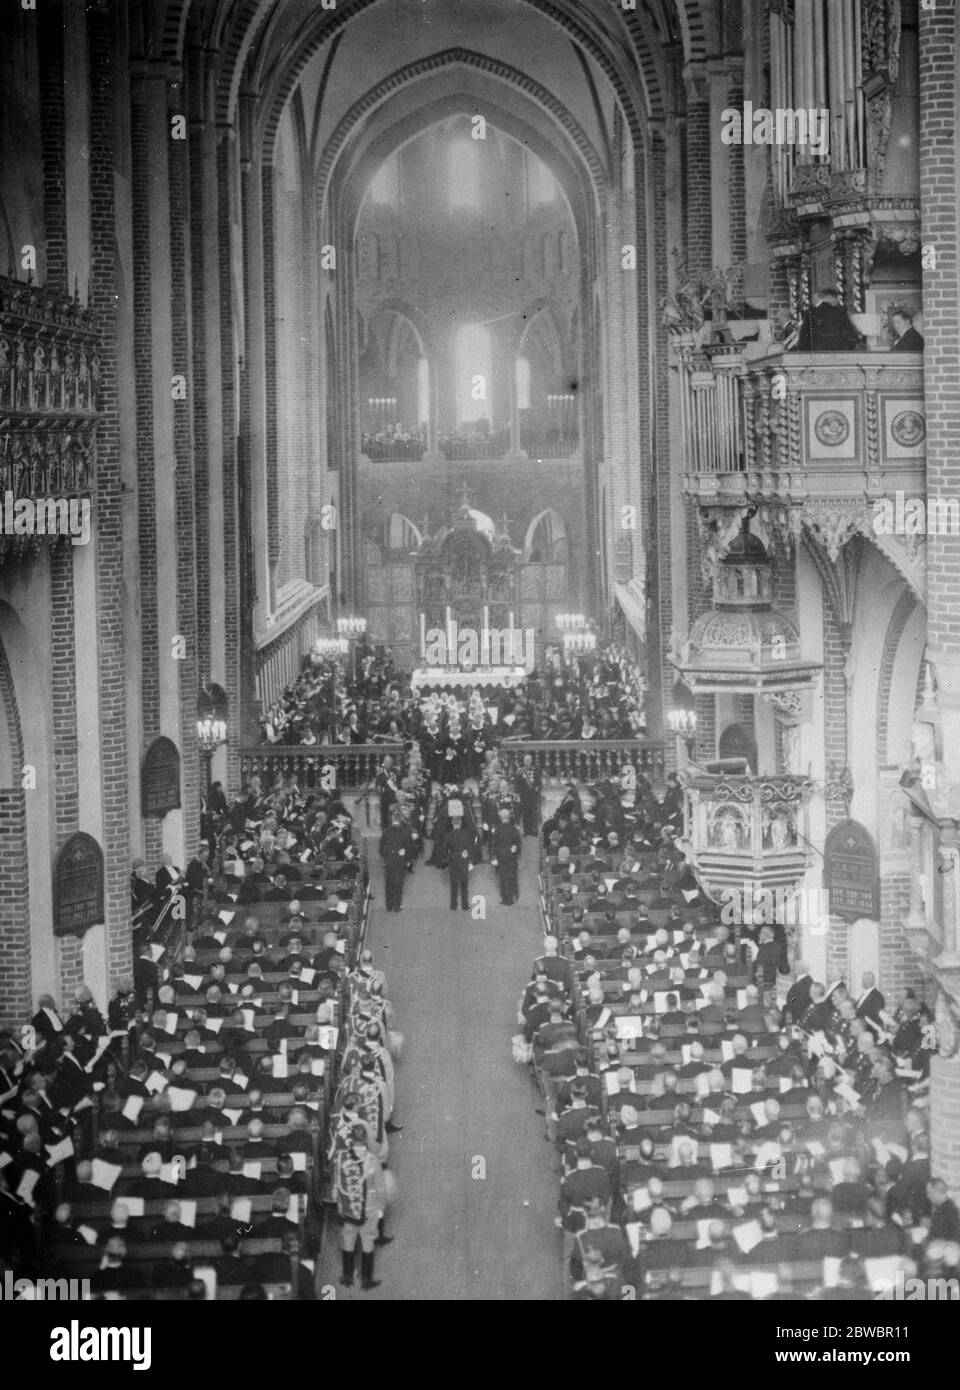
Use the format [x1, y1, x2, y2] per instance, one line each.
[684, 771, 815, 892]
[438, 439, 510, 461]
[241, 743, 404, 792]
[360, 440, 425, 462]
[242, 738, 665, 794]
[680, 350, 926, 511]
[497, 739, 665, 787]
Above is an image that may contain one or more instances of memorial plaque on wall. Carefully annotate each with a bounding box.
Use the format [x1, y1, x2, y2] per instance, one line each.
[141, 736, 181, 818]
[54, 832, 104, 937]
[824, 819, 880, 921]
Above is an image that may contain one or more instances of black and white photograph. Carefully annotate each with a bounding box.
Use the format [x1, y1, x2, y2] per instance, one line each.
[0, 0, 958, 1349]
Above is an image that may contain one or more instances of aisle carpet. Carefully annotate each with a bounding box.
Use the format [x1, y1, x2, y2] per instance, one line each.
[319, 839, 564, 1301]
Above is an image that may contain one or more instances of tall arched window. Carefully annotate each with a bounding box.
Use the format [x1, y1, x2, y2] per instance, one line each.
[454, 324, 492, 426]
[516, 356, 531, 411]
[527, 154, 557, 207]
[417, 356, 430, 431]
[448, 137, 481, 210]
[369, 154, 400, 206]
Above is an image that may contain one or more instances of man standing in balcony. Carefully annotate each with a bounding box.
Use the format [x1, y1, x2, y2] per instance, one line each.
[516, 752, 542, 838]
[790, 289, 863, 352]
[889, 306, 925, 352]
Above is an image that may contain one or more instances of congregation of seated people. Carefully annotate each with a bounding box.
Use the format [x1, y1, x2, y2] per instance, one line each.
[0, 776, 377, 1299]
[516, 780, 957, 1300]
[258, 641, 650, 776]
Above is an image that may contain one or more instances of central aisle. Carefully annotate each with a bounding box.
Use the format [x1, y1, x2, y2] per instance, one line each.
[321, 838, 565, 1301]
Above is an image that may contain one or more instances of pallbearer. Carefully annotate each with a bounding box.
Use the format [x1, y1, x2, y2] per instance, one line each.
[490, 805, 522, 906]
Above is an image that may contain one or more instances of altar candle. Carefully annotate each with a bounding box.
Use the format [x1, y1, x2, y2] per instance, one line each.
[446, 606, 453, 665]
[420, 612, 426, 662]
[482, 606, 489, 664]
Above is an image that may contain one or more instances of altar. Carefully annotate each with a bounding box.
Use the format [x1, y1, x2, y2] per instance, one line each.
[410, 666, 527, 693]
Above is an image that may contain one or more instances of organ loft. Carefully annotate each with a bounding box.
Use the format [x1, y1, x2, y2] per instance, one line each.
[0, 0, 959, 1315]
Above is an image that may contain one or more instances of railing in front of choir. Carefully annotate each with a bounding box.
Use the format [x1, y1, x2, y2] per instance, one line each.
[496, 739, 665, 787]
[242, 738, 666, 791]
[240, 743, 406, 791]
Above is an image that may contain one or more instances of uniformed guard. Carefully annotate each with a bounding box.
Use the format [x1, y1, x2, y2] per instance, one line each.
[445, 809, 474, 912]
[516, 752, 542, 837]
[378, 805, 415, 912]
[490, 805, 522, 906]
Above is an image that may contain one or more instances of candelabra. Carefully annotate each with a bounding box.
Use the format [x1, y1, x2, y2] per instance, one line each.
[314, 637, 350, 658]
[197, 682, 228, 790]
[667, 681, 698, 763]
[562, 630, 597, 656]
[556, 613, 588, 634]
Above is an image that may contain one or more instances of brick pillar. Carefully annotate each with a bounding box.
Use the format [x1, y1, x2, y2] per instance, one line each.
[262, 163, 280, 597]
[217, 128, 243, 790]
[169, 81, 201, 853]
[187, 41, 211, 685]
[683, 93, 712, 280]
[822, 598, 850, 983]
[50, 544, 83, 1001]
[918, 0, 960, 790]
[0, 644, 30, 1028]
[87, 0, 132, 990]
[130, 77, 162, 865]
[931, 1050, 960, 1202]
[38, 0, 67, 295]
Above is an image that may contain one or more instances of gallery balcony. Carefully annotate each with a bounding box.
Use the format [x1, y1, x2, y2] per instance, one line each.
[683, 769, 816, 896]
[677, 346, 926, 547]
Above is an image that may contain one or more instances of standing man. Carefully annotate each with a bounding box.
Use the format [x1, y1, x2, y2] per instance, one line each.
[375, 756, 399, 830]
[379, 807, 415, 913]
[445, 809, 474, 912]
[855, 972, 886, 1028]
[184, 845, 210, 930]
[490, 806, 522, 906]
[335, 1123, 388, 1291]
[516, 753, 542, 838]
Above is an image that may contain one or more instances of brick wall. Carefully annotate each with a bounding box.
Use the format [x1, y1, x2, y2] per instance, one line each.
[919, 1, 960, 655]
[217, 133, 242, 793]
[821, 592, 850, 983]
[189, 102, 211, 683]
[87, 0, 131, 990]
[38, 0, 66, 295]
[684, 97, 712, 279]
[0, 642, 30, 1028]
[50, 543, 82, 1003]
[931, 1050, 960, 1200]
[168, 90, 201, 855]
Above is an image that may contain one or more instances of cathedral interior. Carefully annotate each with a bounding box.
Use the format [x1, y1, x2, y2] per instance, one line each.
[1, 0, 960, 1313]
